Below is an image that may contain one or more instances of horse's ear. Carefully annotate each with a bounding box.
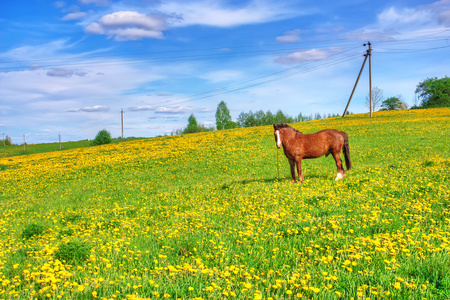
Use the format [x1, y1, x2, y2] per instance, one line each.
[273, 124, 276, 129]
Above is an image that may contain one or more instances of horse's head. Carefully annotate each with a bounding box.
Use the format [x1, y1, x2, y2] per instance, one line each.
[273, 124, 301, 148]
[273, 124, 286, 149]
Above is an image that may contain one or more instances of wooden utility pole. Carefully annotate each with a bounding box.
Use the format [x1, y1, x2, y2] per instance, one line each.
[23, 134, 26, 150]
[59, 134, 62, 150]
[342, 42, 372, 118]
[368, 42, 372, 117]
[121, 109, 124, 138]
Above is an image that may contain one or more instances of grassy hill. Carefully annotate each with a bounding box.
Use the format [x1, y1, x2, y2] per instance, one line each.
[0, 108, 449, 299]
[0, 137, 143, 159]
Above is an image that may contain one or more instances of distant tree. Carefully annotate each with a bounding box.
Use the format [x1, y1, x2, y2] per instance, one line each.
[381, 95, 408, 111]
[215, 101, 233, 130]
[237, 109, 299, 127]
[2, 135, 12, 146]
[274, 110, 293, 124]
[274, 110, 286, 123]
[254, 110, 266, 126]
[183, 114, 201, 134]
[364, 86, 384, 112]
[238, 110, 258, 127]
[264, 110, 275, 125]
[91, 129, 112, 146]
[236, 111, 248, 127]
[294, 112, 311, 122]
[415, 76, 450, 108]
[229, 121, 240, 128]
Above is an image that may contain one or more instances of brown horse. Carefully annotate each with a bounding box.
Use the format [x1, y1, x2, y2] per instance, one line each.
[273, 124, 351, 183]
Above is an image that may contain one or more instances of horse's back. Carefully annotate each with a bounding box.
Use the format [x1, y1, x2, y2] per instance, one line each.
[307, 129, 343, 142]
[302, 129, 344, 157]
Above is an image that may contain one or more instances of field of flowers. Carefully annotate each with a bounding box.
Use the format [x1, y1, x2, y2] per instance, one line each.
[1, 108, 449, 299]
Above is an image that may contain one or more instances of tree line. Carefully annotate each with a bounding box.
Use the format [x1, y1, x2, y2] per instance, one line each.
[175, 76, 449, 135]
[366, 76, 449, 111]
[173, 102, 345, 135]
[172, 103, 344, 135]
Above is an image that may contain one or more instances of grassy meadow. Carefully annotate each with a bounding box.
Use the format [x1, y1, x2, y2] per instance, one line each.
[0, 137, 143, 159]
[0, 108, 449, 300]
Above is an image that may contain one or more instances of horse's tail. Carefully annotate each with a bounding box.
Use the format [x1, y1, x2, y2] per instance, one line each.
[341, 131, 352, 171]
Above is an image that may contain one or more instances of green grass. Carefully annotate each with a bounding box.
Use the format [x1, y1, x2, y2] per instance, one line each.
[0, 137, 145, 158]
[0, 108, 449, 299]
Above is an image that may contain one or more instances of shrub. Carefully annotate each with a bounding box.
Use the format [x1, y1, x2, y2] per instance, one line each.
[54, 240, 92, 264]
[21, 223, 45, 240]
[91, 129, 112, 146]
[2, 135, 12, 146]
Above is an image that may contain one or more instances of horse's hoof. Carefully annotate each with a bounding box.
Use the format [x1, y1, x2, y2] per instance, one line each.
[335, 173, 345, 180]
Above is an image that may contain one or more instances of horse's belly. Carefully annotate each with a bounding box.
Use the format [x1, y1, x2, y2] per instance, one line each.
[303, 149, 327, 159]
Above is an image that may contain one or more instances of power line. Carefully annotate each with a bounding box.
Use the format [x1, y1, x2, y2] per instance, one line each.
[150, 51, 363, 108]
[0, 29, 448, 71]
[46, 48, 362, 140]
[375, 45, 450, 54]
[0, 46, 360, 71]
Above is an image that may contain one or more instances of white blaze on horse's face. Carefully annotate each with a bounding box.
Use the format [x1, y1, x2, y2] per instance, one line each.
[275, 130, 282, 148]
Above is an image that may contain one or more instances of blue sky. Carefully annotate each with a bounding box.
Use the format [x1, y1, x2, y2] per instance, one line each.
[1, 0, 449, 143]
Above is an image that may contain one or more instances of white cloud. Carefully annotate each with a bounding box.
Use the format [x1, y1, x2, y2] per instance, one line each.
[62, 11, 87, 21]
[47, 68, 75, 77]
[276, 29, 302, 43]
[377, 7, 433, 28]
[274, 49, 331, 64]
[83, 1, 306, 41]
[46, 68, 88, 77]
[68, 105, 109, 112]
[345, 1, 450, 41]
[80, 0, 109, 6]
[128, 105, 154, 111]
[439, 9, 450, 26]
[108, 27, 164, 41]
[85, 11, 167, 41]
[85, 22, 104, 34]
[154, 107, 191, 114]
[29, 65, 43, 70]
[0, 40, 70, 61]
[159, 0, 299, 28]
[99, 11, 164, 29]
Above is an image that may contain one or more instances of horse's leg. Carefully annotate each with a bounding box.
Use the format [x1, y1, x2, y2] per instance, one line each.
[296, 158, 304, 183]
[332, 151, 345, 180]
[289, 159, 296, 183]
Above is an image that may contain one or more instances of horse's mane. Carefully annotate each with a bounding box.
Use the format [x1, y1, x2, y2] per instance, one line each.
[274, 123, 302, 134]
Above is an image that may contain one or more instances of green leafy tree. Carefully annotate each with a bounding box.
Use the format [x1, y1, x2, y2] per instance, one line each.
[237, 111, 249, 127]
[381, 95, 408, 110]
[254, 110, 265, 126]
[183, 114, 201, 134]
[264, 110, 275, 125]
[215, 101, 233, 130]
[237, 111, 257, 127]
[274, 110, 293, 124]
[188, 114, 197, 127]
[415, 76, 450, 108]
[91, 129, 112, 146]
[294, 112, 311, 122]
